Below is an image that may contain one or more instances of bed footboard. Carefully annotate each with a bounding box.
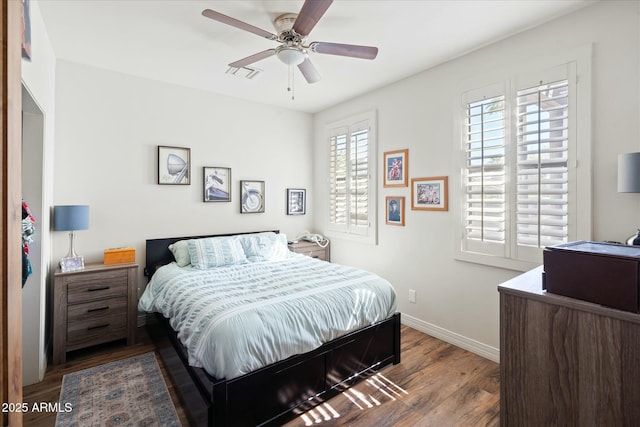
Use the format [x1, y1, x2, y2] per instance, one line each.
[149, 312, 401, 427]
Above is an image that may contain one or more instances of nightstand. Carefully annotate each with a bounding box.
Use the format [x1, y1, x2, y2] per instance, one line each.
[288, 240, 330, 261]
[52, 263, 138, 365]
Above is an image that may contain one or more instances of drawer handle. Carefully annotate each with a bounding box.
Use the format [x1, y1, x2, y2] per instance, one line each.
[87, 306, 109, 313]
[87, 324, 109, 331]
[87, 286, 110, 292]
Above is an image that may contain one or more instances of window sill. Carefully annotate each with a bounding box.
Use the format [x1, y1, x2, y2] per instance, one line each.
[454, 250, 541, 272]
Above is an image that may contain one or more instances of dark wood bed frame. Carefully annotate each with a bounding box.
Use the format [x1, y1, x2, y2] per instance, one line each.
[144, 231, 401, 427]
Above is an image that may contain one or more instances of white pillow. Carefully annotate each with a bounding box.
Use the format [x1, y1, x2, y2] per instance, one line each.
[168, 240, 190, 267]
[239, 232, 290, 262]
[187, 236, 248, 269]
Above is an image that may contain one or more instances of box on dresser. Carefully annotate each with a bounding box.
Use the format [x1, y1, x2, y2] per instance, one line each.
[543, 241, 640, 313]
[104, 247, 136, 265]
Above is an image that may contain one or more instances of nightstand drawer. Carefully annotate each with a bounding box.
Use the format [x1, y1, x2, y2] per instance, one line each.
[67, 271, 128, 304]
[67, 313, 127, 350]
[297, 248, 327, 260]
[67, 297, 127, 323]
[289, 241, 330, 262]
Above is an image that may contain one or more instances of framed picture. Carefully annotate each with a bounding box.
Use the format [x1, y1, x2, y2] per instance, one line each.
[386, 196, 405, 226]
[287, 188, 306, 215]
[240, 180, 265, 213]
[158, 145, 190, 185]
[203, 167, 231, 202]
[22, 0, 32, 61]
[411, 176, 448, 211]
[60, 256, 84, 273]
[384, 149, 408, 187]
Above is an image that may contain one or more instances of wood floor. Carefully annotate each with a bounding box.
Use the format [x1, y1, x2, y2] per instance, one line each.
[23, 325, 499, 426]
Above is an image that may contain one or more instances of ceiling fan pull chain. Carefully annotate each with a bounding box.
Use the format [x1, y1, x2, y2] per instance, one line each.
[288, 65, 295, 100]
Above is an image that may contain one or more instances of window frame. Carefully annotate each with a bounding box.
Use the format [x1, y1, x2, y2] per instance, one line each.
[326, 110, 378, 245]
[453, 46, 592, 272]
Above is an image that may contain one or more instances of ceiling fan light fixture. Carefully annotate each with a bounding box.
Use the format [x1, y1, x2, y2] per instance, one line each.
[276, 46, 306, 66]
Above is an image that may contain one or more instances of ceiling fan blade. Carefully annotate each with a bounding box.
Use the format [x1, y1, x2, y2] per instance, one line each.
[229, 49, 276, 68]
[311, 42, 378, 60]
[298, 58, 321, 84]
[292, 0, 333, 36]
[202, 9, 277, 40]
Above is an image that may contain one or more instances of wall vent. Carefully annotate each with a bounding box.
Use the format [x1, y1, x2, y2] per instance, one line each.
[226, 66, 262, 79]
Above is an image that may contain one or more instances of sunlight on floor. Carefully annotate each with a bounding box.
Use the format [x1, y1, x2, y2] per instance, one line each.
[296, 372, 409, 425]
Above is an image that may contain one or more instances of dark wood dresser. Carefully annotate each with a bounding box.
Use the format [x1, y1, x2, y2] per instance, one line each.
[498, 266, 640, 426]
[52, 263, 138, 364]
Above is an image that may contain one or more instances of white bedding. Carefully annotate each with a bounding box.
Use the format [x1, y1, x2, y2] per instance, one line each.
[138, 253, 397, 380]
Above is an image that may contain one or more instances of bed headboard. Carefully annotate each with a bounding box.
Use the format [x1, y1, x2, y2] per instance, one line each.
[144, 230, 279, 279]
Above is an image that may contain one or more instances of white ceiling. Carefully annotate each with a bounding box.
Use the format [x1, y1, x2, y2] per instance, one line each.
[37, 0, 593, 113]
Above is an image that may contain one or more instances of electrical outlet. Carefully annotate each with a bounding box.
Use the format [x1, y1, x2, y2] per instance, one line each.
[409, 289, 416, 303]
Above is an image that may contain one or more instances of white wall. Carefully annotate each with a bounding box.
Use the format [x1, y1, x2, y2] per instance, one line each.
[21, 0, 57, 386]
[313, 0, 640, 359]
[52, 61, 315, 301]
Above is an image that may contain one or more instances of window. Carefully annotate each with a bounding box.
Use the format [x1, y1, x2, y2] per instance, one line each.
[456, 48, 591, 271]
[327, 110, 377, 243]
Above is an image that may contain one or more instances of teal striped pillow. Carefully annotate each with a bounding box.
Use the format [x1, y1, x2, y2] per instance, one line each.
[187, 237, 248, 269]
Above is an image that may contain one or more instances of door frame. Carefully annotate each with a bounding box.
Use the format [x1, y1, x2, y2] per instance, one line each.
[1, 1, 24, 425]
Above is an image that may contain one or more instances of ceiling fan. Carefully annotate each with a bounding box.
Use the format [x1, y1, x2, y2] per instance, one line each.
[202, 0, 378, 84]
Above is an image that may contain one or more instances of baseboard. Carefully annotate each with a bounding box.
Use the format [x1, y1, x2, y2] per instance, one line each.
[401, 313, 500, 363]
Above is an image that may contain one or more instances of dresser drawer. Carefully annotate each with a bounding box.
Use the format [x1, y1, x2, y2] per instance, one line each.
[66, 313, 127, 350]
[66, 270, 128, 304]
[67, 296, 127, 323]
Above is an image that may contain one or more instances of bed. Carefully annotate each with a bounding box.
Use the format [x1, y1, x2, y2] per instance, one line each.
[141, 230, 401, 426]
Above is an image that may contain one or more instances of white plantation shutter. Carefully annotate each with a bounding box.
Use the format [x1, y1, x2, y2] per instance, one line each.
[516, 80, 569, 250]
[349, 121, 370, 233]
[329, 127, 348, 229]
[327, 112, 377, 241]
[463, 90, 507, 257]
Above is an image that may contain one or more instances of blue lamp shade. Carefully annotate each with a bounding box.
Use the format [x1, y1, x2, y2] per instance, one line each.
[53, 205, 90, 231]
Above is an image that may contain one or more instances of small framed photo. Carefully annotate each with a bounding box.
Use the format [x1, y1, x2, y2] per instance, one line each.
[240, 180, 265, 213]
[60, 256, 84, 273]
[384, 149, 408, 187]
[22, 0, 32, 61]
[386, 196, 405, 226]
[158, 145, 190, 185]
[287, 188, 306, 215]
[412, 176, 448, 211]
[203, 167, 231, 202]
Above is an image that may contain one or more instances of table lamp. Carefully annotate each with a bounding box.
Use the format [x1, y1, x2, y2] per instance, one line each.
[54, 205, 89, 272]
[618, 153, 640, 244]
[618, 152, 640, 193]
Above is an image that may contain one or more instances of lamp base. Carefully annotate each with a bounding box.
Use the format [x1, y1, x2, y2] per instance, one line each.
[60, 256, 84, 272]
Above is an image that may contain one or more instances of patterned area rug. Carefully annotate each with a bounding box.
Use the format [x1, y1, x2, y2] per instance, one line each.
[55, 352, 181, 427]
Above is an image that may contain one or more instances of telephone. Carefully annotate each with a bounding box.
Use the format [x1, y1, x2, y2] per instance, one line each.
[296, 231, 329, 248]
